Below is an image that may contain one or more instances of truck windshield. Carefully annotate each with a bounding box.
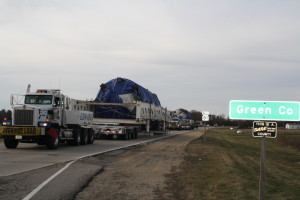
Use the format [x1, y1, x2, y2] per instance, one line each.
[25, 95, 53, 105]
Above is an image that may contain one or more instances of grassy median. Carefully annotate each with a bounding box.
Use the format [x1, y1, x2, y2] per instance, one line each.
[164, 128, 300, 200]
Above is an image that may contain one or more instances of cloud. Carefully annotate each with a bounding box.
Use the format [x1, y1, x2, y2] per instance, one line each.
[1, 0, 300, 115]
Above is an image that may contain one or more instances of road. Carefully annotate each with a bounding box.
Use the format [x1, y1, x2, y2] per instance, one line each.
[0, 131, 188, 200]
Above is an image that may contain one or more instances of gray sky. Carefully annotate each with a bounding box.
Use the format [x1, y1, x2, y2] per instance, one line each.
[1, 0, 300, 115]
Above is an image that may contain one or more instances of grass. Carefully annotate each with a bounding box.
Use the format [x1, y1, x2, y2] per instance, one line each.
[162, 128, 300, 200]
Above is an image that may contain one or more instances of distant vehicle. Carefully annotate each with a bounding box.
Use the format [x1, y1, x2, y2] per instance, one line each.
[168, 120, 181, 130]
[180, 122, 194, 130]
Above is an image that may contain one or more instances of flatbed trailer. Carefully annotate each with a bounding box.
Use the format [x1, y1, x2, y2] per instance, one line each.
[77, 101, 171, 140]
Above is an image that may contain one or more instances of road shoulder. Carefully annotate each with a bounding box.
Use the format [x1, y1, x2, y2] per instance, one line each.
[76, 129, 203, 200]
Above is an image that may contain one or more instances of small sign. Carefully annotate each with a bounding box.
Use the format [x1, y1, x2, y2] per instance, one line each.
[202, 115, 209, 121]
[202, 111, 210, 115]
[253, 121, 277, 138]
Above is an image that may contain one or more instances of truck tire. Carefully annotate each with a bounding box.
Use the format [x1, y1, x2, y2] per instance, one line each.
[46, 135, 59, 149]
[4, 136, 19, 149]
[81, 128, 88, 145]
[124, 133, 131, 140]
[88, 129, 95, 144]
[72, 128, 81, 146]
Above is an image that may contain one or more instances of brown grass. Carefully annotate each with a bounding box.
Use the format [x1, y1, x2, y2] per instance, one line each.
[162, 128, 300, 200]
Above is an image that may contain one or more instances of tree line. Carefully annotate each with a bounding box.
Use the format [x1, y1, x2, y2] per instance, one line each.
[190, 110, 238, 127]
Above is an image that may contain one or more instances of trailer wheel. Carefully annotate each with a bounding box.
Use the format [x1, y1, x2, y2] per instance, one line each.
[88, 129, 94, 144]
[81, 128, 88, 145]
[125, 132, 131, 140]
[46, 135, 59, 149]
[4, 136, 19, 149]
[72, 128, 81, 146]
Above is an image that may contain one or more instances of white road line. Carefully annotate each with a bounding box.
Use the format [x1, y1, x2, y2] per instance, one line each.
[22, 131, 188, 200]
[22, 160, 75, 200]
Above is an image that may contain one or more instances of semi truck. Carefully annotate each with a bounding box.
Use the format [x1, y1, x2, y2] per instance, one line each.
[0, 87, 94, 149]
[0, 88, 170, 149]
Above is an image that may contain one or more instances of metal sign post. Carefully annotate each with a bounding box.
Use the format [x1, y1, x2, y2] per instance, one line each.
[259, 135, 266, 200]
[202, 111, 209, 142]
[252, 121, 277, 200]
[203, 121, 206, 142]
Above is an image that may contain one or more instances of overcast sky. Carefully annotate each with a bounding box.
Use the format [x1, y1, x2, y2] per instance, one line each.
[1, 0, 300, 115]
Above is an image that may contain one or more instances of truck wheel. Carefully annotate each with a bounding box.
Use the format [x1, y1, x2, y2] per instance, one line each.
[81, 128, 88, 145]
[88, 129, 95, 144]
[124, 133, 130, 140]
[72, 129, 81, 146]
[4, 136, 19, 149]
[46, 135, 59, 149]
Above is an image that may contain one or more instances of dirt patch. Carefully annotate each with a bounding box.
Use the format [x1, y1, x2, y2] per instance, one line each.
[75, 130, 203, 200]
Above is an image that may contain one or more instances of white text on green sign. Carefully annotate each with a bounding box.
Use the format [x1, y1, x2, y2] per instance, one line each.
[229, 100, 300, 121]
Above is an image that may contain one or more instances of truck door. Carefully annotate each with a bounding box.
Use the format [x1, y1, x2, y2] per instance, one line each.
[53, 96, 62, 126]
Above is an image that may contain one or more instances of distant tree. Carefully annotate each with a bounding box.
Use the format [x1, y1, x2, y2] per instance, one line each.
[190, 110, 202, 121]
[190, 110, 240, 126]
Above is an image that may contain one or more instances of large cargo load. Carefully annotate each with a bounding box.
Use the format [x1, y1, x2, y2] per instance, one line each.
[94, 77, 160, 119]
[88, 77, 170, 139]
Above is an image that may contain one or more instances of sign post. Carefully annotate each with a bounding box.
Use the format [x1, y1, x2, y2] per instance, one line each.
[229, 100, 293, 200]
[260, 135, 266, 200]
[202, 111, 209, 142]
[252, 121, 277, 200]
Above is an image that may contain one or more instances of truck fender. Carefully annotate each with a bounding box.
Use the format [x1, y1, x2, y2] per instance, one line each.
[46, 127, 58, 139]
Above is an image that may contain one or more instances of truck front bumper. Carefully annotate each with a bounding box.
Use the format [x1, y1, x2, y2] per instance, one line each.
[0, 127, 44, 136]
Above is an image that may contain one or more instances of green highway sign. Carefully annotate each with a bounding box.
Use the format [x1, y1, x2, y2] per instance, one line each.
[229, 100, 300, 121]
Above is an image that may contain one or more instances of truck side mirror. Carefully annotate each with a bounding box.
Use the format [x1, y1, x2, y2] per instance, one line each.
[65, 97, 70, 110]
[10, 95, 14, 106]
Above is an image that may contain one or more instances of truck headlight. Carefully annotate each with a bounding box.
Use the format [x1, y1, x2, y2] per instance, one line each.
[38, 122, 51, 128]
[2, 121, 12, 126]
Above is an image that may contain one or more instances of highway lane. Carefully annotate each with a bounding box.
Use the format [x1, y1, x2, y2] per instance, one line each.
[0, 131, 187, 177]
[0, 130, 194, 200]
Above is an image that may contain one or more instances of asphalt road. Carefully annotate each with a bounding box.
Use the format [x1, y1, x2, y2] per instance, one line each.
[0, 131, 188, 200]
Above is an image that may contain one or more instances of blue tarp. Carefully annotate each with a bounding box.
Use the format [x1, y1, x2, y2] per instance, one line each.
[171, 108, 192, 121]
[94, 77, 161, 119]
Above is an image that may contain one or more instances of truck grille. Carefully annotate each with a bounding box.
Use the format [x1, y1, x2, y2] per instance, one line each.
[14, 110, 34, 126]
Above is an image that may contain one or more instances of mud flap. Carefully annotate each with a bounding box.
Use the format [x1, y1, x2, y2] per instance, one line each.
[46, 127, 58, 139]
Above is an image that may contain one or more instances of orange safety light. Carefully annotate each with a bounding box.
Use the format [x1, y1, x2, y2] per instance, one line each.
[4, 118, 7, 121]
[46, 118, 50, 122]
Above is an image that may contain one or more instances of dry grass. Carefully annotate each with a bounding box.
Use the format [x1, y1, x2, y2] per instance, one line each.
[162, 128, 300, 200]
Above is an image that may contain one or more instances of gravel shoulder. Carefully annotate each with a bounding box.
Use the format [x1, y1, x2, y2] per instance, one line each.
[76, 130, 203, 200]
